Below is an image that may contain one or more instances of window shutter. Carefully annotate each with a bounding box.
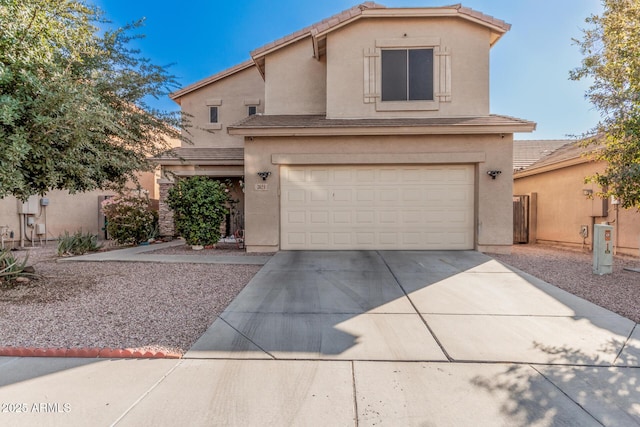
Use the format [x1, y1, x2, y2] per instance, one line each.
[435, 46, 451, 102]
[363, 48, 379, 104]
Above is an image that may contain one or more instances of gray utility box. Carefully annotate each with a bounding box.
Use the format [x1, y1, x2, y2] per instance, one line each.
[593, 224, 614, 275]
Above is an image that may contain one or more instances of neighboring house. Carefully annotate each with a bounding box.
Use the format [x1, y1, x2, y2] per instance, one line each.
[0, 136, 180, 247]
[513, 140, 640, 257]
[513, 140, 570, 171]
[157, 2, 536, 253]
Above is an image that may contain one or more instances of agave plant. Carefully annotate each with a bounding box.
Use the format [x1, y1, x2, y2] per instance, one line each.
[57, 230, 102, 256]
[0, 249, 35, 285]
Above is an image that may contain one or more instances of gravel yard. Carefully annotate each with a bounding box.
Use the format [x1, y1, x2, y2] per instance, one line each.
[0, 244, 266, 355]
[0, 243, 637, 356]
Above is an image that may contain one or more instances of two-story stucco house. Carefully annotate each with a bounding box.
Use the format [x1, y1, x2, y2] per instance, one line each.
[157, 2, 535, 253]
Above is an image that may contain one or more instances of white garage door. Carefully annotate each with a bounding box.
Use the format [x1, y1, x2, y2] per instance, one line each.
[280, 164, 474, 250]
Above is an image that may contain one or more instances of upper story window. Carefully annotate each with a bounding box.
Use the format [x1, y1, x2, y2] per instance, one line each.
[209, 106, 219, 123]
[204, 98, 223, 129]
[248, 105, 257, 116]
[364, 38, 450, 112]
[381, 49, 434, 102]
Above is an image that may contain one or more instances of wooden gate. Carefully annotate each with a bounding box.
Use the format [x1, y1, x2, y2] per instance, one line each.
[513, 195, 529, 244]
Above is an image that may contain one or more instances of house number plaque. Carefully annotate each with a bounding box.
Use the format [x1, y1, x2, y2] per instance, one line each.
[255, 183, 268, 191]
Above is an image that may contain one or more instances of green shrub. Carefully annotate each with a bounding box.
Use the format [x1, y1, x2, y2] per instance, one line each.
[57, 230, 102, 256]
[167, 177, 231, 246]
[101, 193, 158, 245]
[0, 248, 34, 285]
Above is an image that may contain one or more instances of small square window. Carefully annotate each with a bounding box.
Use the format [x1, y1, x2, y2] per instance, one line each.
[248, 106, 257, 116]
[209, 106, 218, 123]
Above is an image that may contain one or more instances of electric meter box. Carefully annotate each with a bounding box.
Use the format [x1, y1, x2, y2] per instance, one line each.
[18, 195, 39, 215]
[593, 224, 614, 275]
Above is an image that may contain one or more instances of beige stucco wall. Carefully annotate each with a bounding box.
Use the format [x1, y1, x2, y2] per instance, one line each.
[243, 133, 514, 252]
[260, 17, 492, 119]
[325, 17, 491, 119]
[514, 161, 640, 256]
[1, 166, 165, 246]
[0, 190, 116, 245]
[263, 38, 327, 115]
[178, 66, 265, 148]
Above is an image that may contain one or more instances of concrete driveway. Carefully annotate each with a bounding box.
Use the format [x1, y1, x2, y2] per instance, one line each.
[2, 250, 639, 426]
[188, 250, 636, 365]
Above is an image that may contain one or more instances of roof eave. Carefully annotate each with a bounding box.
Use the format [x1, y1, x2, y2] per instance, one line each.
[153, 159, 244, 166]
[228, 123, 536, 137]
[514, 156, 595, 178]
[169, 60, 256, 101]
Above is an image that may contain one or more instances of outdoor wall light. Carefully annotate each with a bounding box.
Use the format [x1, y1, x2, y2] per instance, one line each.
[487, 170, 502, 180]
[583, 189, 593, 196]
[257, 171, 272, 181]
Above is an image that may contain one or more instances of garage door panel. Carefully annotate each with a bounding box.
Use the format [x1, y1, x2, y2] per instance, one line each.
[310, 169, 329, 182]
[356, 169, 376, 182]
[379, 169, 399, 182]
[333, 170, 352, 182]
[310, 233, 329, 245]
[287, 211, 306, 224]
[379, 189, 398, 202]
[379, 211, 397, 224]
[286, 168, 306, 182]
[281, 165, 474, 250]
[356, 211, 375, 224]
[379, 233, 398, 245]
[310, 211, 329, 224]
[333, 211, 351, 223]
[402, 169, 423, 182]
[356, 189, 375, 202]
[356, 233, 375, 245]
[287, 189, 305, 202]
[287, 232, 306, 245]
[309, 189, 329, 202]
[402, 189, 422, 202]
[333, 189, 352, 202]
[332, 233, 351, 245]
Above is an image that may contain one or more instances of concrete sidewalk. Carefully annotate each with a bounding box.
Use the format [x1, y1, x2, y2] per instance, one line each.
[56, 239, 272, 265]
[1, 250, 639, 426]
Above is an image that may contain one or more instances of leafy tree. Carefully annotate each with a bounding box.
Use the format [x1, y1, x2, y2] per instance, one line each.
[0, 0, 185, 201]
[166, 177, 230, 246]
[570, 0, 640, 208]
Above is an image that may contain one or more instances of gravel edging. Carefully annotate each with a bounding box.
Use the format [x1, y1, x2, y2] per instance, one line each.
[0, 245, 262, 357]
[141, 242, 273, 257]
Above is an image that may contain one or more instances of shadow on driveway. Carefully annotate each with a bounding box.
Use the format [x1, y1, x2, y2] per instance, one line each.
[187, 250, 638, 365]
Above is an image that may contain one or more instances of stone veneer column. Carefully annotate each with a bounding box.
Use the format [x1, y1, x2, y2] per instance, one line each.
[158, 180, 175, 238]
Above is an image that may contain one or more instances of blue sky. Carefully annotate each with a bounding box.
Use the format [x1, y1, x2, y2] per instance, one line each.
[95, 0, 603, 140]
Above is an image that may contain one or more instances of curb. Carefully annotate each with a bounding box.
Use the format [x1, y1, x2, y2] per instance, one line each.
[0, 347, 182, 359]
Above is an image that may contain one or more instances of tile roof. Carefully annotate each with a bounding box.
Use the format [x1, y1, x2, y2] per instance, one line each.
[153, 147, 244, 164]
[514, 139, 603, 176]
[250, 2, 386, 59]
[456, 4, 511, 33]
[513, 139, 571, 171]
[228, 114, 536, 135]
